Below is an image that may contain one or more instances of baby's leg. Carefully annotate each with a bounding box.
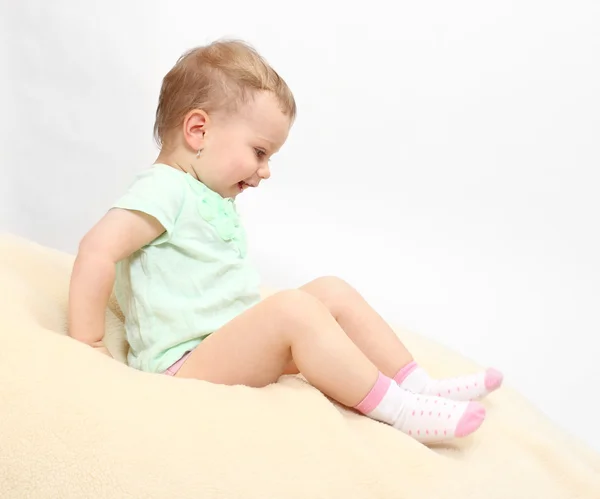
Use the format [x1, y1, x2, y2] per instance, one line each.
[176, 289, 376, 406]
[299, 277, 503, 401]
[175, 289, 485, 443]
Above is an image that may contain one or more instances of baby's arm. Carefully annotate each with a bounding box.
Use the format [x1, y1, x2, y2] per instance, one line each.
[68, 208, 165, 351]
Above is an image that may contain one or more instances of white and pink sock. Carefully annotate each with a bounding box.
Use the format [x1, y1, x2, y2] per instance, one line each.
[394, 362, 503, 402]
[354, 372, 485, 444]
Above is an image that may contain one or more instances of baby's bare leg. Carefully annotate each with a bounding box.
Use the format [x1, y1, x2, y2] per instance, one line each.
[175, 289, 378, 407]
[300, 277, 503, 401]
[175, 289, 486, 442]
[298, 276, 413, 377]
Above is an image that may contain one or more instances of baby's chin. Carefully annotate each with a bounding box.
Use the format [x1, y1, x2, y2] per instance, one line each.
[217, 181, 251, 200]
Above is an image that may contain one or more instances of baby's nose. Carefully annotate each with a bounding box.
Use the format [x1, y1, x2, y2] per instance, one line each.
[258, 165, 271, 180]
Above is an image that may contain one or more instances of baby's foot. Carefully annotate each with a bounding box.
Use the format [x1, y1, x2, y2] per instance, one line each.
[395, 362, 503, 402]
[392, 390, 486, 444]
[355, 373, 486, 444]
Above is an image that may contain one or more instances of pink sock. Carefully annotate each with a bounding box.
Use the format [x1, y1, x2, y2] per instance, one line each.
[354, 372, 486, 444]
[394, 362, 504, 402]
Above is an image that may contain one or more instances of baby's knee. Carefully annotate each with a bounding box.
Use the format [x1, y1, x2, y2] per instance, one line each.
[310, 275, 352, 294]
[266, 289, 329, 326]
[303, 275, 355, 310]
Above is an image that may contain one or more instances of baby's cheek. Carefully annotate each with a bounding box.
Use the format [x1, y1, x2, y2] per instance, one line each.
[233, 158, 254, 178]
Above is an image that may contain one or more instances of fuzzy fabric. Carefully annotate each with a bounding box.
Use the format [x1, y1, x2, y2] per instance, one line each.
[0, 233, 598, 499]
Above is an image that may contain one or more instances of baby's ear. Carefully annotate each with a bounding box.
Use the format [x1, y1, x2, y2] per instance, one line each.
[182, 109, 208, 151]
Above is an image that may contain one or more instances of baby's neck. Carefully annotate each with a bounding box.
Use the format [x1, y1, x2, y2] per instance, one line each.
[155, 149, 198, 180]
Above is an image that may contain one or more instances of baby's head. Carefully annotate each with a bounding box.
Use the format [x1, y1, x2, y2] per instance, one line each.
[154, 39, 296, 199]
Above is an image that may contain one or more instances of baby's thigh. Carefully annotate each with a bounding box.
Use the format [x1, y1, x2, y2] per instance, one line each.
[282, 359, 300, 375]
[174, 290, 314, 385]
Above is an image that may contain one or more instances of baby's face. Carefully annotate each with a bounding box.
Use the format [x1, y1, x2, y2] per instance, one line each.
[200, 91, 291, 199]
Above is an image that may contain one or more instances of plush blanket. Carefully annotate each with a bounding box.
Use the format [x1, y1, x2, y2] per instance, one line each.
[0, 233, 598, 499]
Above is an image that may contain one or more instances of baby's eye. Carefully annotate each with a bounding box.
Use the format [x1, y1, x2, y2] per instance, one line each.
[254, 148, 266, 158]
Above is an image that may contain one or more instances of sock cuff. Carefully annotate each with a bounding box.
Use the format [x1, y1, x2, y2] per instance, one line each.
[393, 361, 418, 384]
[354, 372, 391, 414]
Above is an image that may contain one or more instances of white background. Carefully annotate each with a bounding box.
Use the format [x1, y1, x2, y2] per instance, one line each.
[1, 1, 599, 451]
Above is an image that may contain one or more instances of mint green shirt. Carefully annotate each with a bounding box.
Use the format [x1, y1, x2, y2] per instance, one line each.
[113, 164, 262, 373]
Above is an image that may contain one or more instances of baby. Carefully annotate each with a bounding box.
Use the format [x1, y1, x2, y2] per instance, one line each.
[68, 39, 503, 444]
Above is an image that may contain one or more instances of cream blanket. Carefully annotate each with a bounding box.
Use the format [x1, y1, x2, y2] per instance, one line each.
[0, 233, 598, 499]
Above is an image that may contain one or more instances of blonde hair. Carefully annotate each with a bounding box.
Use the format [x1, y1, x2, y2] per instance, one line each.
[153, 39, 296, 146]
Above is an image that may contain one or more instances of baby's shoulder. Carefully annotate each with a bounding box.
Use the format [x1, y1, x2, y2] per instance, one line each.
[126, 164, 248, 254]
[119, 164, 190, 208]
[132, 163, 187, 189]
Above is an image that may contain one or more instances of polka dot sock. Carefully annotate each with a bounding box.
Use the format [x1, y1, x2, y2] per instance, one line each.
[354, 372, 486, 444]
[394, 362, 504, 402]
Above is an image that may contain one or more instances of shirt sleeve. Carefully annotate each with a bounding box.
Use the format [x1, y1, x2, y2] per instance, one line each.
[112, 166, 185, 245]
